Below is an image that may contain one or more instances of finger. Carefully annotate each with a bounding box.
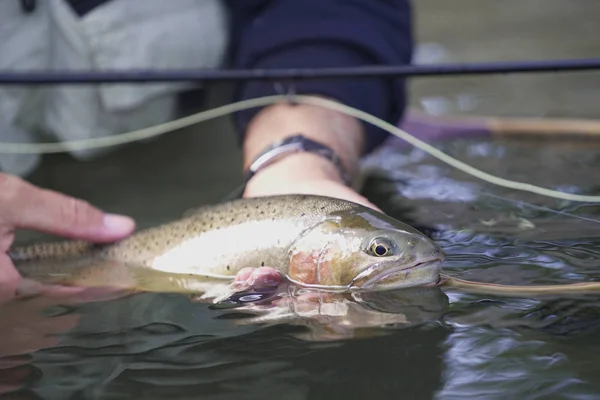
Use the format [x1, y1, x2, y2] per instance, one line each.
[233, 267, 255, 284]
[0, 255, 21, 302]
[0, 173, 135, 242]
[247, 267, 284, 288]
[232, 266, 283, 291]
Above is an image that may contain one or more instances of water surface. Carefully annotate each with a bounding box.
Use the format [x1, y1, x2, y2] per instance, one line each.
[3, 0, 600, 399]
[3, 137, 600, 399]
[362, 137, 600, 399]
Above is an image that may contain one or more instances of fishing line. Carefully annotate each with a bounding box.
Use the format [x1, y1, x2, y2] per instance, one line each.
[1, 94, 600, 203]
[480, 192, 600, 226]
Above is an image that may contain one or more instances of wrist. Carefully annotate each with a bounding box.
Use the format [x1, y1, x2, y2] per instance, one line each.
[242, 100, 364, 176]
[240, 98, 366, 199]
[241, 151, 379, 211]
[245, 151, 344, 191]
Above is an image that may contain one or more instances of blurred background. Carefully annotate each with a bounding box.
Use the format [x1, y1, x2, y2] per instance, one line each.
[14, 0, 600, 241]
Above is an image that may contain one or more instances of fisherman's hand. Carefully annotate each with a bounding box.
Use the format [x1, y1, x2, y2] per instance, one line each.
[241, 99, 381, 211]
[0, 172, 135, 300]
[243, 152, 381, 211]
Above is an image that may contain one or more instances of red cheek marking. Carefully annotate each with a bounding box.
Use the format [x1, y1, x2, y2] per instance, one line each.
[289, 250, 319, 284]
[289, 249, 334, 285]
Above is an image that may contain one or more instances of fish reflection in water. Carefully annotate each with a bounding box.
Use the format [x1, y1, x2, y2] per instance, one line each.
[0, 282, 449, 400]
[213, 284, 449, 342]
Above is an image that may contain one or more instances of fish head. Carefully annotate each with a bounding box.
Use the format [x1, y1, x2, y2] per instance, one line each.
[287, 208, 444, 292]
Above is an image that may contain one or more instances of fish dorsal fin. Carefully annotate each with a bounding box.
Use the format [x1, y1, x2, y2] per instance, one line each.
[182, 204, 213, 218]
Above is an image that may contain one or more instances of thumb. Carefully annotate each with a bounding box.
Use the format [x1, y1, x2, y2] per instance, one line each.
[0, 174, 135, 242]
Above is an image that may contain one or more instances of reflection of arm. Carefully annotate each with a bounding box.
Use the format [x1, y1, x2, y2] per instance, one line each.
[225, 0, 414, 182]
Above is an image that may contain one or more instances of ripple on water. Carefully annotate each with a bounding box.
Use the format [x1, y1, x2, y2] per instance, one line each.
[3, 137, 600, 399]
[435, 326, 595, 400]
[362, 136, 600, 398]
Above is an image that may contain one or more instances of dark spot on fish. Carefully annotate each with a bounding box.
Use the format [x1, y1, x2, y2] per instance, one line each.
[261, 261, 265, 267]
[321, 206, 325, 211]
[260, 211, 265, 215]
[300, 213, 306, 217]
[226, 265, 230, 270]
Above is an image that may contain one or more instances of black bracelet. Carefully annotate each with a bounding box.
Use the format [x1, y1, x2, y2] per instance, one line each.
[221, 134, 350, 202]
[243, 134, 350, 185]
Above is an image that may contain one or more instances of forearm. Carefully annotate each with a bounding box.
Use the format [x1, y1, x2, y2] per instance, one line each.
[226, 0, 413, 208]
[242, 98, 364, 185]
[226, 0, 413, 156]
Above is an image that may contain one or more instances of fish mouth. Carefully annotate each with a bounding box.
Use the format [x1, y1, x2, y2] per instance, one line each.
[350, 258, 443, 291]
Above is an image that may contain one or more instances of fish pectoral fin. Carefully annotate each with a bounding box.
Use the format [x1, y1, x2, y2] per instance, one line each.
[17, 257, 231, 297]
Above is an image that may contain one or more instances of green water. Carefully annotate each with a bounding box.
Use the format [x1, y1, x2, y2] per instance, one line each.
[362, 137, 600, 399]
[3, 138, 600, 399]
[3, 0, 600, 399]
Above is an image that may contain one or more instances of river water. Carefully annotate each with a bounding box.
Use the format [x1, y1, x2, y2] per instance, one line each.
[2, 1, 600, 399]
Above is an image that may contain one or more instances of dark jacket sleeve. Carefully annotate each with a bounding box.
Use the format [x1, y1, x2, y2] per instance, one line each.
[225, 0, 414, 155]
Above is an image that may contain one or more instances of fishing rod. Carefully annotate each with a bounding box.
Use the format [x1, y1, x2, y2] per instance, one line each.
[1, 58, 600, 85]
[1, 58, 599, 203]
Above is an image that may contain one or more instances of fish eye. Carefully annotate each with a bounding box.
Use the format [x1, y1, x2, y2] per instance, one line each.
[368, 237, 396, 257]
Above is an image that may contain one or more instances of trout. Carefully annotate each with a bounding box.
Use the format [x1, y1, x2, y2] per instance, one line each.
[8, 194, 444, 297]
